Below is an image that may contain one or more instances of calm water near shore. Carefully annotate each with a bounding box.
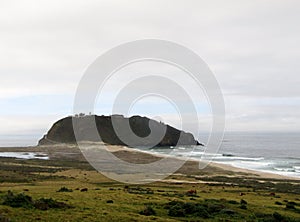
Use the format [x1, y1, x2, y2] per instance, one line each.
[0, 132, 299, 178]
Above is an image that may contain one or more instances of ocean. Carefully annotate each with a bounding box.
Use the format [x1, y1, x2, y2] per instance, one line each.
[145, 132, 300, 178]
[0, 132, 299, 178]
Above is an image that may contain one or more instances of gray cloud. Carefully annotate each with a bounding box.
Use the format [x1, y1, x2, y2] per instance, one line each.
[0, 0, 300, 135]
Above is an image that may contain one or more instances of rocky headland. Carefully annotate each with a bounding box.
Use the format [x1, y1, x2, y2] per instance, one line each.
[38, 114, 202, 147]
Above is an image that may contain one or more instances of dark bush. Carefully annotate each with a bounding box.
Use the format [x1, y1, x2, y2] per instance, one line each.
[1, 191, 71, 210]
[206, 202, 225, 214]
[254, 211, 293, 222]
[168, 203, 186, 217]
[166, 199, 245, 219]
[240, 198, 248, 210]
[167, 201, 210, 218]
[240, 204, 247, 210]
[139, 206, 156, 216]
[287, 201, 298, 206]
[2, 191, 33, 208]
[272, 212, 285, 221]
[275, 201, 282, 205]
[183, 202, 197, 214]
[164, 200, 181, 209]
[286, 202, 296, 210]
[228, 200, 239, 205]
[127, 187, 154, 194]
[146, 189, 154, 194]
[240, 199, 248, 205]
[193, 205, 209, 218]
[57, 187, 73, 192]
[106, 200, 114, 204]
[34, 198, 71, 210]
[220, 208, 235, 215]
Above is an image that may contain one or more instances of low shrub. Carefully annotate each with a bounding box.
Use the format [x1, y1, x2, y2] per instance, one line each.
[240, 199, 248, 205]
[57, 187, 73, 192]
[206, 202, 225, 214]
[254, 211, 294, 222]
[139, 206, 156, 216]
[168, 203, 186, 217]
[286, 202, 296, 210]
[240, 204, 247, 210]
[1, 191, 71, 210]
[275, 201, 282, 205]
[228, 200, 239, 205]
[166, 201, 211, 218]
[220, 208, 235, 215]
[272, 212, 285, 221]
[34, 198, 70, 210]
[2, 191, 33, 208]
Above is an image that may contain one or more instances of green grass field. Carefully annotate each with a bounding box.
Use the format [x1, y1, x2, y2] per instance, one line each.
[0, 155, 299, 221]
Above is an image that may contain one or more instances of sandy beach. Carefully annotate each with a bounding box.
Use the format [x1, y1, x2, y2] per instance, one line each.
[0, 143, 298, 181]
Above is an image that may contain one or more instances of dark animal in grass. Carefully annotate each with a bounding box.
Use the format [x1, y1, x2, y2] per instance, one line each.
[186, 190, 197, 196]
[80, 188, 88, 192]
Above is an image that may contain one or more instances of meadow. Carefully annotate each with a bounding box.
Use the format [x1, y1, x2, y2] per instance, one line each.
[0, 145, 299, 222]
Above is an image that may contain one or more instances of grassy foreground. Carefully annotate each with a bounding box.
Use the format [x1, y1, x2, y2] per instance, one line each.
[0, 145, 299, 221]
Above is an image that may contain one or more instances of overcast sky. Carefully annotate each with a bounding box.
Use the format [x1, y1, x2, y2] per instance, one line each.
[1, 0, 300, 144]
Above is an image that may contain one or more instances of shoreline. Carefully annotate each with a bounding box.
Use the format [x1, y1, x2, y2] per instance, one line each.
[119, 145, 300, 180]
[0, 143, 299, 181]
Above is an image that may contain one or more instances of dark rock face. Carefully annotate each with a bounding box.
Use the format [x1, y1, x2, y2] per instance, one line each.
[38, 115, 202, 147]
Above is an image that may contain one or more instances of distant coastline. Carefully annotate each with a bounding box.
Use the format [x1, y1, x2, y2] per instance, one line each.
[0, 142, 299, 181]
[1, 132, 299, 178]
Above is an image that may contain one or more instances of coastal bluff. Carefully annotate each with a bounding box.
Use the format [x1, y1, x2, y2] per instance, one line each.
[38, 115, 202, 147]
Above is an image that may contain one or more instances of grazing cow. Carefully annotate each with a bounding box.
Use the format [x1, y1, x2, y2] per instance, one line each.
[81, 188, 88, 192]
[123, 186, 129, 192]
[186, 190, 197, 196]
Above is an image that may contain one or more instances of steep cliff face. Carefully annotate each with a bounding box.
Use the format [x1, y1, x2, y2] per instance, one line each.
[38, 115, 202, 147]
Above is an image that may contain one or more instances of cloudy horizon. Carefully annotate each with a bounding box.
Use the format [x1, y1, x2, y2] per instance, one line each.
[1, 0, 300, 145]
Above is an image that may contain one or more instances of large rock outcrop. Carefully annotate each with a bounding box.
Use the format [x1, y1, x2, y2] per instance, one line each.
[38, 115, 202, 147]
